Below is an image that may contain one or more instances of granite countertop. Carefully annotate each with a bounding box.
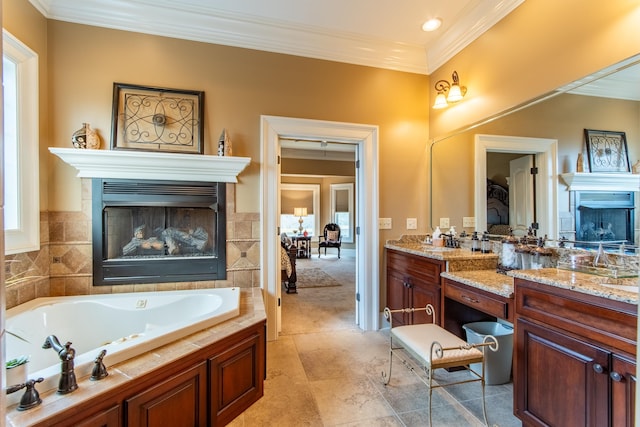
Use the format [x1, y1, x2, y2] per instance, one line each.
[441, 270, 514, 298]
[385, 235, 498, 262]
[509, 268, 639, 305]
[6, 288, 266, 427]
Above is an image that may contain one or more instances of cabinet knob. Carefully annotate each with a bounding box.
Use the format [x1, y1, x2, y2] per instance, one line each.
[593, 364, 604, 374]
[610, 371, 623, 382]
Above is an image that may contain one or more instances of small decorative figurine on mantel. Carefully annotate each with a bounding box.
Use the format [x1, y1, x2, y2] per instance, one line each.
[632, 159, 640, 174]
[71, 123, 100, 149]
[576, 153, 584, 172]
[217, 128, 232, 156]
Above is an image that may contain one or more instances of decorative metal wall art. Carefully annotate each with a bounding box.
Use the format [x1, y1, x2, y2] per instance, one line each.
[111, 83, 204, 154]
[584, 129, 630, 173]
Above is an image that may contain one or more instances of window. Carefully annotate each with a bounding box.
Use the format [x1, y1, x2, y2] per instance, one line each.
[280, 184, 320, 237]
[3, 30, 39, 254]
[330, 183, 354, 243]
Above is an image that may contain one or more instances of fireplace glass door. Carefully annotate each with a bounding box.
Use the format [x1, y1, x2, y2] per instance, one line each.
[93, 179, 226, 285]
[106, 206, 216, 259]
[575, 191, 634, 248]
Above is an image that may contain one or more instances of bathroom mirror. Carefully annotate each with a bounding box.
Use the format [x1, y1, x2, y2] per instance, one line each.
[429, 53, 640, 245]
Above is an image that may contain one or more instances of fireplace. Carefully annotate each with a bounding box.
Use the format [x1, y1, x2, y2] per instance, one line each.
[575, 191, 634, 248]
[92, 179, 226, 285]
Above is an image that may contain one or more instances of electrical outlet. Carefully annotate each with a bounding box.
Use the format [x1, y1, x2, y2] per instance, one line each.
[463, 217, 476, 228]
[406, 218, 417, 229]
[379, 218, 392, 229]
[439, 217, 450, 229]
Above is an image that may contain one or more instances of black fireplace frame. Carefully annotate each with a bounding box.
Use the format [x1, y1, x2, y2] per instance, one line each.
[574, 190, 634, 248]
[92, 178, 226, 286]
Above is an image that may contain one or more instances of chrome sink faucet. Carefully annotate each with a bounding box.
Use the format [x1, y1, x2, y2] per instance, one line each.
[42, 335, 78, 394]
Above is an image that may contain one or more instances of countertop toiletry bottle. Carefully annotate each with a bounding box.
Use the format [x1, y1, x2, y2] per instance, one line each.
[471, 231, 480, 251]
[481, 232, 491, 253]
[531, 237, 552, 269]
[432, 227, 443, 247]
[499, 231, 519, 271]
[515, 237, 532, 269]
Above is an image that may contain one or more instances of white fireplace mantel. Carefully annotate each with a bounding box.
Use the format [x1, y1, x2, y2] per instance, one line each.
[560, 172, 640, 192]
[49, 147, 251, 183]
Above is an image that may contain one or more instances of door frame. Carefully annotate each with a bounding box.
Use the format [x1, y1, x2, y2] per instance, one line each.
[474, 134, 558, 239]
[261, 116, 379, 341]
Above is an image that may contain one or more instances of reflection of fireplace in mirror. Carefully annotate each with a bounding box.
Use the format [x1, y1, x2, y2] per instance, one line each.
[574, 191, 634, 249]
[93, 179, 226, 285]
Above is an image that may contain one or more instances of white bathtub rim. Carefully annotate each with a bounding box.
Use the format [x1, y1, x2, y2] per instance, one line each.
[6, 287, 240, 406]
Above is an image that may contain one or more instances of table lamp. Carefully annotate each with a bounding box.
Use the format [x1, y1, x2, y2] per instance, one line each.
[293, 207, 307, 234]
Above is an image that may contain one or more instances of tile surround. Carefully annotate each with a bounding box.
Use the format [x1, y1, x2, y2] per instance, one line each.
[5, 182, 260, 309]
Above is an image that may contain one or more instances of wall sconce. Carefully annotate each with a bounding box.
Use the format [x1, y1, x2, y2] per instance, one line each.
[433, 71, 467, 109]
[293, 207, 307, 234]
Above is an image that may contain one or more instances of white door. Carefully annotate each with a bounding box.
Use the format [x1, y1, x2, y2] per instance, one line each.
[509, 155, 534, 237]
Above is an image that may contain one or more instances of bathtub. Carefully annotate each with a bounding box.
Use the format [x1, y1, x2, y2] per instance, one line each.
[5, 287, 240, 404]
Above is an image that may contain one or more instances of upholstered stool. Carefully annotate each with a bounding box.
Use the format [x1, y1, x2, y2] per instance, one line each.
[382, 304, 498, 426]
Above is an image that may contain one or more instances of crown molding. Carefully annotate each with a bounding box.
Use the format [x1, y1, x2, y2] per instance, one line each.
[49, 147, 251, 183]
[426, 0, 525, 74]
[30, 0, 428, 74]
[30, 0, 523, 75]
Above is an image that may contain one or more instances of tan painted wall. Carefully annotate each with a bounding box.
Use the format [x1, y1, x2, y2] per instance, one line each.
[44, 20, 429, 228]
[429, 0, 640, 139]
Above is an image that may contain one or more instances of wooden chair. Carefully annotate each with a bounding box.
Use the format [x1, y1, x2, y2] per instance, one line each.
[318, 223, 341, 258]
[382, 304, 498, 426]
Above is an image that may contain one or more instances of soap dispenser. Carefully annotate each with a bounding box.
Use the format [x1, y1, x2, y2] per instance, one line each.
[433, 227, 443, 247]
[481, 231, 492, 253]
[471, 231, 480, 252]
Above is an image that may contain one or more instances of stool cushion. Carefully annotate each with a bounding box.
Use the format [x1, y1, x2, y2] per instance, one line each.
[391, 324, 483, 368]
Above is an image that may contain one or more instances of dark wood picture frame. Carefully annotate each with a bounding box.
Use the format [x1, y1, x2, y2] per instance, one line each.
[111, 83, 204, 154]
[584, 129, 630, 173]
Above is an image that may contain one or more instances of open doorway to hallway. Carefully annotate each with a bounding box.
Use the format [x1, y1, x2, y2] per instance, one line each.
[261, 116, 380, 341]
[279, 139, 357, 334]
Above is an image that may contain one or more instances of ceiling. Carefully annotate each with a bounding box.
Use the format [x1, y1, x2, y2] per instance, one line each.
[28, 0, 524, 75]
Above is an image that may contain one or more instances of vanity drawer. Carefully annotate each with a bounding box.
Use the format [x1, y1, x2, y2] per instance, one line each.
[444, 280, 510, 320]
[387, 249, 444, 284]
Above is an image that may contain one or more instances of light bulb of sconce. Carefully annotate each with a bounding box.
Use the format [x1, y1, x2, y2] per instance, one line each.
[447, 84, 463, 103]
[433, 92, 448, 109]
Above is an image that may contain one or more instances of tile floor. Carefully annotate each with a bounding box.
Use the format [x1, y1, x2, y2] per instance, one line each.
[229, 249, 522, 426]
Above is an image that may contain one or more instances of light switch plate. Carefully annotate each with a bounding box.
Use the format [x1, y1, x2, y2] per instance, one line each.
[463, 217, 476, 228]
[379, 218, 392, 229]
[439, 217, 450, 229]
[406, 218, 417, 229]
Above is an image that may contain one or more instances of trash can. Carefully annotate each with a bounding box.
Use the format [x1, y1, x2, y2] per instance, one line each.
[462, 321, 514, 385]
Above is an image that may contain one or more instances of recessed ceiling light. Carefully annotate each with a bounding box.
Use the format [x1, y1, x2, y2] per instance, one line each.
[422, 18, 442, 32]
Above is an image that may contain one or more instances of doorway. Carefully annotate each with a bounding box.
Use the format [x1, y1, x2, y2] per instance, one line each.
[474, 134, 558, 239]
[261, 116, 380, 341]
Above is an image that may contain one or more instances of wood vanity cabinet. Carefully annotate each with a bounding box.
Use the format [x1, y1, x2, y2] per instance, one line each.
[514, 278, 636, 427]
[386, 249, 444, 326]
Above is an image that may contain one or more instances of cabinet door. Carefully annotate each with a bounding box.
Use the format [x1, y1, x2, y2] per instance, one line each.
[386, 269, 410, 326]
[125, 362, 207, 427]
[409, 276, 440, 325]
[515, 318, 609, 427]
[611, 354, 637, 427]
[210, 330, 265, 426]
